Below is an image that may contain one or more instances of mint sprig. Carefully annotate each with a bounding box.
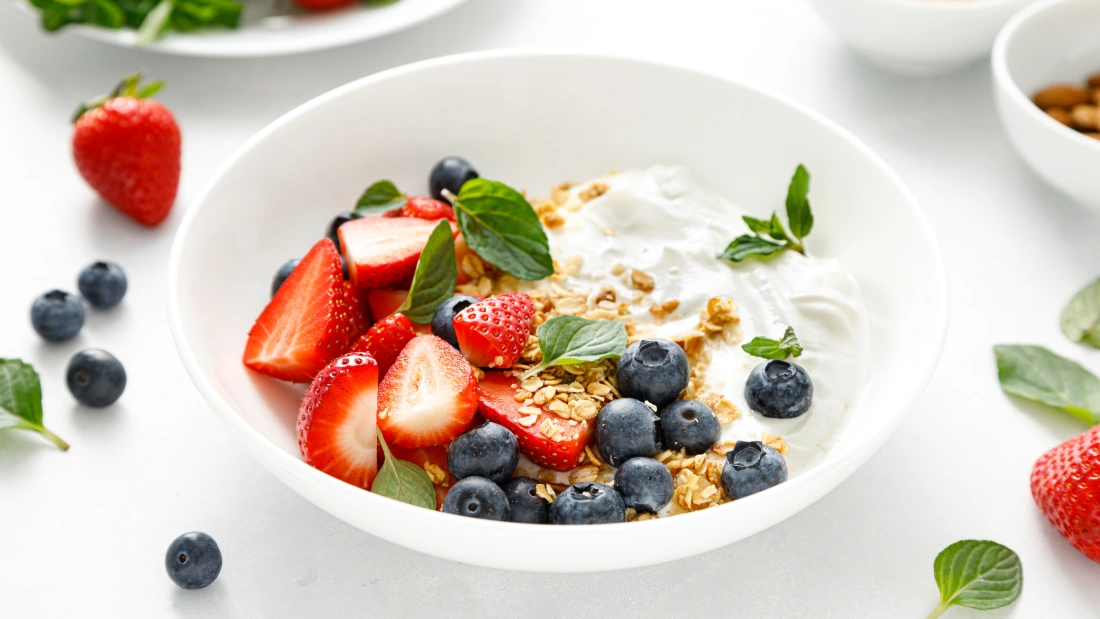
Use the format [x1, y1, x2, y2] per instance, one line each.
[719, 165, 813, 263]
[0, 359, 68, 451]
[372, 430, 436, 509]
[927, 540, 1022, 618]
[452, 179, 554, 281]
[994, 344, 1100, 426]
[394, 220, 457, 324]
[354, 180, 407, 214]
[520, 315, 627, 380]
[29, 0, 241, 39]
[742, 326, 802, 360]
[1060, 278, 1100, 348]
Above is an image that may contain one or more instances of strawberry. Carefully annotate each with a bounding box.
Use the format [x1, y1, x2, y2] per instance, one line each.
[72, 74, 180, 227]
[293, 0, 353, 9]
[453, 292, 535, 368]
[338, 217, 458, 289]
[384, 444, 455, 509]
[477, 371, 593, 471]
[1031, 425, 1100, 563]
[349, 313, 416, 377]
[243, 239, 367, 382]
[396, 197, 455, 222]
[377, 335, 479, 448]
[298, 353, 379, 489]
[367, 289, 431, 334]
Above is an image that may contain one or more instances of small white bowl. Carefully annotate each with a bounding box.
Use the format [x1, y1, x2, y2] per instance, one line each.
[808, 0, 1034, 75]
[167, 51, 948, 572]
[993, 0, 1100, 208]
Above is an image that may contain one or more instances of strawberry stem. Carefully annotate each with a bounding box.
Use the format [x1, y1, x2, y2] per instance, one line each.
[72, 73, 165, 123]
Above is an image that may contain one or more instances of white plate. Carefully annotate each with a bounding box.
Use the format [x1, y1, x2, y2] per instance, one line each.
[167, 50, 949, 572]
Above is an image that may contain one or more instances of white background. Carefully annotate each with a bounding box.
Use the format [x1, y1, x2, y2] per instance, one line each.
[1, 1, 1099, 617]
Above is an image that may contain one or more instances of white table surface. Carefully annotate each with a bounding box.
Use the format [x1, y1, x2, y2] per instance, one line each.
[2, 0, 1099, 616]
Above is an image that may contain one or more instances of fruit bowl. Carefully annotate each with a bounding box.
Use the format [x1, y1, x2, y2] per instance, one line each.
[167, 50, 949, 572]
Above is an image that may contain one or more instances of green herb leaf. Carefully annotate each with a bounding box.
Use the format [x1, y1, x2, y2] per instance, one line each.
[520, 315, 627, 380]
[28, 0, 239, 34]
[742, 326, 802, 360]
[994, 344, 1100, 426]
[1061, 278, 1100, 348]
[372, 430, 436, 510]
[355, 180, 406, 214]
[394, 220, 457, 324]
[926, 540, 1022, 618]
[135, 0, 172, 44]
[0, 359, 69, 451]
[719, 164, 814, 264]
[742, 214, 788, 242]
[453, 179, 554, 281]
[785, 164, 813, 241]
[718, 235, 786, 262]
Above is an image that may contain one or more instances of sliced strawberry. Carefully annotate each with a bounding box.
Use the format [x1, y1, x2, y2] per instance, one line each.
[453, 292, 535, 368]
[298, 353, 380, 489]
[384, 444, 455, 509]
[377, 335, 479, 448]
[243, 239, 367, 383]
[338, 217, 458, 289]
[349, 313, 416, 377]
[398, 197, 455, 222]
[367, 289, 431, 334]
[341, 281, 372, 334]
[477, 371, 593, 471]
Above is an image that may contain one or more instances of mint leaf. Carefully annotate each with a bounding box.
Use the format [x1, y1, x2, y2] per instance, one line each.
[718, 235, 786, 262]
[394, 221, 457, 324]
[520, 315, 627, 380]
[742, 326, 802, 360]
[719, 164, 813, 264]
[28, 0, 240, 34]
[742, 214, 788, 242]
[453, 179, 553, 281]
[1061, 278, 1100, 348]
[0, 359, 68, 451]
[135, 0, 172, 44]
[785, 164, 813, 241]
[927, 540, 1022, 618]
[355, 180, 407, 214]
[994, 345, 1100, 426]
[372, 430, 436, 509]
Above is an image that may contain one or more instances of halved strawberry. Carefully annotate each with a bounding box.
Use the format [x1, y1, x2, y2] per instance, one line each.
[453, 292, 535, 368]
[367, 289, 431, 334]
[397, 197, 455, 222]
[298, 353, 380, 489]
[377, 335, 479, 448]
[243, 239, 367, 383]
[477, 371, 593, 471]
[384, 444, 455, 509]
[349, 313, 416, 376]
[338, 217, 458, 289]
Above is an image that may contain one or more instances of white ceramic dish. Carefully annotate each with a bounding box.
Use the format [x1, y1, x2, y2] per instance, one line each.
[993, 0, 1100, 208]
[15, 0, 466, 57]
[808, 0, 1034, 75]
[167, 50, 949, 572]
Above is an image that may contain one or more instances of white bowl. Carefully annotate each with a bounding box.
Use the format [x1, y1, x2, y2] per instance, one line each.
[993, 0, 1100, 208]
[167, 50, 949, 572]
[808, 0, 1034, 75]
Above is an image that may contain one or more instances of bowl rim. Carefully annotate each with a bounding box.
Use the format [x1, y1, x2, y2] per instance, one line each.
[873, 0, 1026, 12]
[166, 49, 950, 543]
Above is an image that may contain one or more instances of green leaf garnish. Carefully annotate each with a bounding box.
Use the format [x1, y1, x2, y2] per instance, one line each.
[28, 0, 240, 37]
[372, 430, 436, 510]
[394, 221, 457, 324]
[785, 164, 813, 241]
[519, 315, 627, 380]
[355, 180, 407, 214]
[452, 179, 554, 281]
[0, 359, 69, 451]
[135, 0, 172, 45]
[718, 235, 786, 262]
[742, 326, 802, 360]
[1060, 278, 1100, 348]
[926, 540, 1022, 618]
[718, 164, 813, 263]
[994, 344, 1100, 426]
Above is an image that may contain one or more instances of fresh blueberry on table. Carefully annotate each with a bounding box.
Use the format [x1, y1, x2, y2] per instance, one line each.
[326, 211, 359, 253]
[616, 338, 690, 409]
[744, 359, 814, 419]
[614, 457, 673, 514]
[77, 261, 127, 309]
[659, 399, 720, 455]
[30, 290, 85, 342]
[595, 397, 662, 467]
[165, 532, 222, 590]
[721, 440, 788, 500]
[442, 477, 511, 521]
[271, 258, 300, 298]
[430, 294, 480, 350]
[550, 482, 625, 525]
[447, 421, 520, 485]
[66, 349, 126, 408]
[501, 476, 550, 524]
[429, 156, 479, 201]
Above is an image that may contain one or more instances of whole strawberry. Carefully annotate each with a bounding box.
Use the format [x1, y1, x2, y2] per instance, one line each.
[1031, 425, 1100, 563]
[72, 74, 180, 227]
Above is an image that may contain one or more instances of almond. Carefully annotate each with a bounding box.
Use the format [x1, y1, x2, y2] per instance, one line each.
[1071, 105, 1099, 131]
[1088, 73, 1100, 90]
[1046, 107, 1073, 126]
[1034, 84, 1092, 110]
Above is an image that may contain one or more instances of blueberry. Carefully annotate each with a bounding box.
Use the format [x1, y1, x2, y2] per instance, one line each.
[744, 360, 814, 419]
[66, 349, 126, 407]
[165, 532, 222, 590]
[447, 421, 519, 485]
[616, 339, 690, 409]
[77, 261, 127, 308]
[550, 482, 625, 525]
[721, 441, 788, 500]
[326, 211, 360, 253]
[501, 476, 550, 524]
[429, 157, 479, 201]
[271, 258, 300, 297]
[594, 398, 662, 467]
[430, 295, 480, 350]
[659, 400, 720, 455]
[442, 477, 510, 521]
[30, 290, 84, 342]
[614, 457, 673, 514]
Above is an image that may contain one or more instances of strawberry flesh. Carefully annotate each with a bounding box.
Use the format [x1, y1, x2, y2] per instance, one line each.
[339, 217, 458, 289]
[349, 313, 416, 377]
[453, 292, 535, 368]
[398, 197, 455, 222]
[367, 289, 430, 334]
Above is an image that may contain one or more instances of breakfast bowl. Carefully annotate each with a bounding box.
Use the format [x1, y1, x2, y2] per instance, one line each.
[167, 50, 948, 572]
[808, 0, 1034, 75]
[993, 0, 1100, 209]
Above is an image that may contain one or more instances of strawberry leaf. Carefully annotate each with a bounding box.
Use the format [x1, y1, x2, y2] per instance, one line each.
[927, 540, 1022, 618]
[394, 220, 457, 324]
[520, 315, 627, 380]
[0, 359, 69, 451]
[372, 430, 436, 510]
[453, 179, 554, 281]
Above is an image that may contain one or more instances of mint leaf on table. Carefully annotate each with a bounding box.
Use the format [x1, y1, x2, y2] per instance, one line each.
[372, 430, 436, 509]
[994, 344, 1100, 426]
[355, 180, 407, 214]
[394, 220, 457, 324]
[926, 540, 1022, 619]
[1060, 278, 1100, 348]
[0, 359, 69, 451]
[519, 315, 627, 380]
[718, 164, 814, 264]
[452, 179, 554, 281]
[742, 326, 802, 360]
